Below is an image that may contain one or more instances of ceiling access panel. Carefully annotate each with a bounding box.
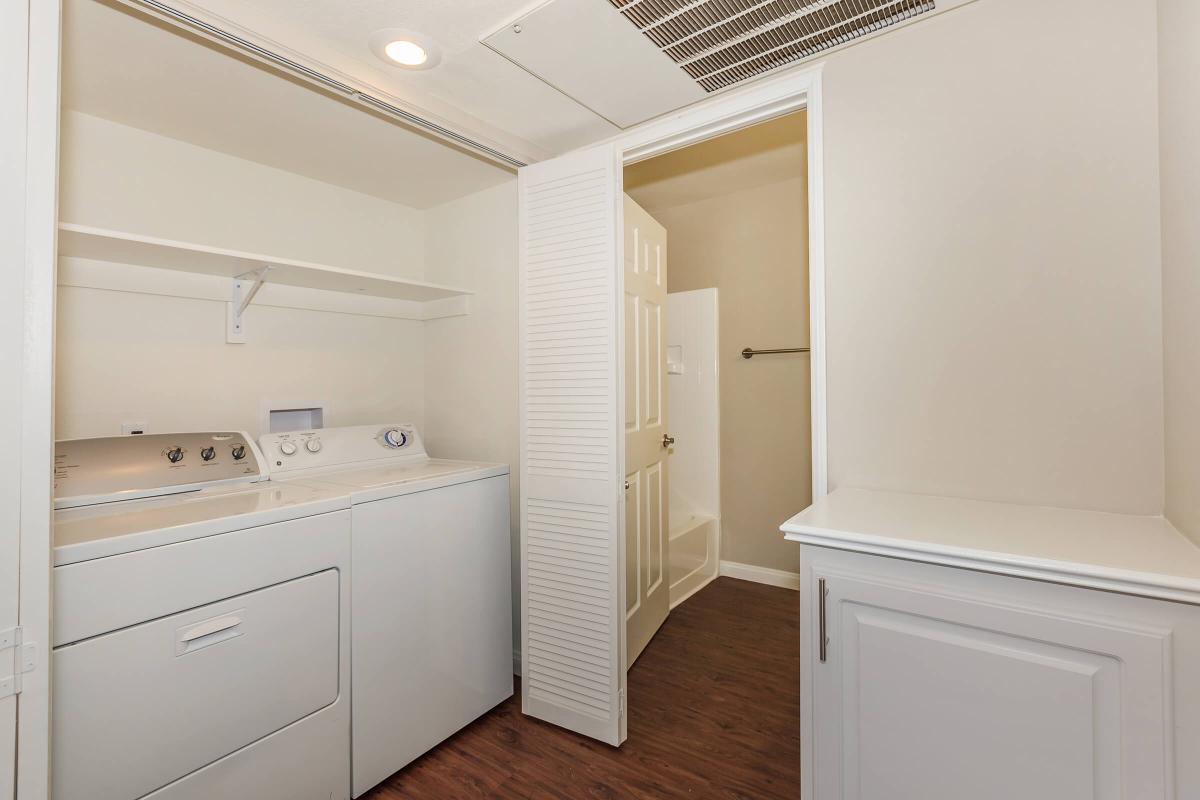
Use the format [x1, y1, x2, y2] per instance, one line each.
[482, 0, 707, 129]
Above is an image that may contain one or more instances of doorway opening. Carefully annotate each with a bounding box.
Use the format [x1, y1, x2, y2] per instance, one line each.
[621, 110, 812, 668]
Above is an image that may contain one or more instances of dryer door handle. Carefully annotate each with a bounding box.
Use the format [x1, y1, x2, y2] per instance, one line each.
[177, 612, 244, 655]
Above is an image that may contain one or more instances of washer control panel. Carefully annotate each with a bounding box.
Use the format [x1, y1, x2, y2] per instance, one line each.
[54, 432, 264, 509]
[261, 424, 426, 474]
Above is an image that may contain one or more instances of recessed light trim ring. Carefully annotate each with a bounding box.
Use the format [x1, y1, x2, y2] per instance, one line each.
[369, 28, 442, 70]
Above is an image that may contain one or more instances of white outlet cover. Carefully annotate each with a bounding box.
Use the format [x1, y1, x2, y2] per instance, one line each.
[121, 420, 148, 435]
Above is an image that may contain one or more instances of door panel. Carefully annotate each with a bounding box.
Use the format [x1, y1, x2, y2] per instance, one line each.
[808, 551, 1170, 800]
[623, 195, 670, 669]
[519, 144, 626, 746]
[644, 301, 662, 427]
[624, 293, 639, 434]
[625, 473, 640, 615]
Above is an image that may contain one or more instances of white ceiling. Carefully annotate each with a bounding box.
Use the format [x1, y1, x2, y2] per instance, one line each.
[149, 0, 624, 159]
[62, 0, 517, 210]
[624, 111, 808, 212]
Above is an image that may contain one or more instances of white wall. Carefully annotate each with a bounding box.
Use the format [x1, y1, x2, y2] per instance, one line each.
[1160, 0, 1200, 544]
[56, 288, 425, 438]
[60, 111, 425, 277]
[56, 111, 428, 438]
[422, 181, 520, 655]
[822, 0, 1164, 514]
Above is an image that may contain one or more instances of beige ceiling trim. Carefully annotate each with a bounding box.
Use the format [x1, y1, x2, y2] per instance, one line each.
[111, 0, 542, 168]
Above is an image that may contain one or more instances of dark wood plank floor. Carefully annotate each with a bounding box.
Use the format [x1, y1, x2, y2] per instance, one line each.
[362, 577, 801, 799]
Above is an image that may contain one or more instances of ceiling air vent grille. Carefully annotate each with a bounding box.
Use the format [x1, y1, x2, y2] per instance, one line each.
[609, 0, 936, 92]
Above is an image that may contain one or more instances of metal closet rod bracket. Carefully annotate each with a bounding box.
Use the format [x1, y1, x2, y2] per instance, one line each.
[226, 265, 272, 344]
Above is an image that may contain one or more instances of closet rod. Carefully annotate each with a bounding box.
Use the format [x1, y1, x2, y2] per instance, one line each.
[741, 347, 811, 359]
[121, 0, 528, 169]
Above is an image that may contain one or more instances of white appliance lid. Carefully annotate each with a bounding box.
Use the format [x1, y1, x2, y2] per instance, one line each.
[293, 459, 504, 490]
[53, 479, 348, 566]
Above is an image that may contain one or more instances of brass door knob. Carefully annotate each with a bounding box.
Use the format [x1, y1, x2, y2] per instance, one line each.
[662, 434, 675, 448]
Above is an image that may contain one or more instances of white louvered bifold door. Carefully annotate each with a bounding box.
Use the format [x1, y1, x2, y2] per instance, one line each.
[519, 144, 627, 746]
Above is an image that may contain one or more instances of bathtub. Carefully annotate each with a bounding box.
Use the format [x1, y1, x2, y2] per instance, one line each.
[668, 508, 719, 608]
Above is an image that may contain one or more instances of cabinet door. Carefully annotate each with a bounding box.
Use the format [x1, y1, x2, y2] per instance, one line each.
[804, 550, 1171, 800]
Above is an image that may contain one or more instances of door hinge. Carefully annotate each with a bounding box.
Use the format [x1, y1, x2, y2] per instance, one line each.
[0, 626, 38, 700]
[619, 688, 626, 718]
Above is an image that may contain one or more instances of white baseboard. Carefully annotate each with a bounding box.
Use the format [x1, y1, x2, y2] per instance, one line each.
[719, 560, 801, 591]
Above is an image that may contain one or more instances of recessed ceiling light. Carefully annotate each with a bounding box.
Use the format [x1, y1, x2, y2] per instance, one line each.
[384, 40, 427, 66]
[369, 28, 441, 70]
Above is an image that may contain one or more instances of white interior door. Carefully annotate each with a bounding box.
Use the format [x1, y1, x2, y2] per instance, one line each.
[622, 196, 669, 668]
[518, 144, 627, 745]
[2, 2, 58, 797]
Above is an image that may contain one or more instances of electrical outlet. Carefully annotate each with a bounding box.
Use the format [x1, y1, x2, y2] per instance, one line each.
[121, 420, 148, 435]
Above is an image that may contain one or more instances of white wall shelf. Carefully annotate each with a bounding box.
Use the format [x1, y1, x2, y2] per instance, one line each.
[57, 223, 472, 335]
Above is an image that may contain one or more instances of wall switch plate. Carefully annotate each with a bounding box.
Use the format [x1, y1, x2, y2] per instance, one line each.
[122, 420, 148, 435]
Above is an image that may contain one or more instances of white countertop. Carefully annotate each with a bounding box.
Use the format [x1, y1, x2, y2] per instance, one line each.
[781, 488, 1200, 605]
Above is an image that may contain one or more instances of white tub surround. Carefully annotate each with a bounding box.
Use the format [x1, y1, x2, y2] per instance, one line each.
[666, 289, 721, 607]
[783, 488, 1200, 799]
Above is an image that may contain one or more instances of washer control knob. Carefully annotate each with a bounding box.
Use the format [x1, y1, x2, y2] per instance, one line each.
[306, 439, 322, 453]
[166, 447, 184, 463]
[383, 429, 408, 448]
[280, 441, 298, 456]
[200, 446, 216, 461]
[231, 445, 246, 460]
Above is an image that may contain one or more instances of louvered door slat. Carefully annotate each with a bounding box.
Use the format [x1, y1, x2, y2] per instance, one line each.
[519, 145, 626, 746]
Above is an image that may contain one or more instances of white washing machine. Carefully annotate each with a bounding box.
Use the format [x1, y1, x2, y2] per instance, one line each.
[52, 432, 352, 800]
[260, 424, 513, 797]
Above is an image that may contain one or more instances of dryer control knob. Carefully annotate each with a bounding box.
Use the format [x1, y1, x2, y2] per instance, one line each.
[280, 441, 298, 456]
[231, 445, 246, 460]
[306, 439, 322, 453]
[383, 429, 408, 448]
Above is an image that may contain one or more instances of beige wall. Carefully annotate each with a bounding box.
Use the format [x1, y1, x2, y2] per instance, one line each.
[1160, 0, 1200, 543]
[821, 0, 1164, 514]
[627, 114, 809, 574]
[423, 181, 521, 651]
[56, 111, 429, 438]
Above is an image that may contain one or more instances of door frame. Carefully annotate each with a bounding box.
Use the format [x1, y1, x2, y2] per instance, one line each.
[611, 65, 829, 507]
[3, 0, 60, 797]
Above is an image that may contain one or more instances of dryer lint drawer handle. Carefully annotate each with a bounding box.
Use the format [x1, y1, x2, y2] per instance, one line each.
[175, 611, 245, 656]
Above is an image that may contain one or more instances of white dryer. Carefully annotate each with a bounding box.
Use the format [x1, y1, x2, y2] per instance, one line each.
[260, 424, 513, 798]
[52, 432, 351, 800]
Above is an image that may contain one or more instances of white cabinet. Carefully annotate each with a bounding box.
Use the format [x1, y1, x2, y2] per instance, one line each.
[799, 546, 1200, 800]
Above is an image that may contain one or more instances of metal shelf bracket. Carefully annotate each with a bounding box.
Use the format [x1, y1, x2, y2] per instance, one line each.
[226, 265, 272, 344]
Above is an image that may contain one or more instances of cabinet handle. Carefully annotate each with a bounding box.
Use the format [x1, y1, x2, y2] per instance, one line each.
[818, 578, 829, 663]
